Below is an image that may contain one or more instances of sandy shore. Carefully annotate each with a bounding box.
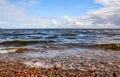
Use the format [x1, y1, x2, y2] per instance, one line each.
[0, 48, 120, 77]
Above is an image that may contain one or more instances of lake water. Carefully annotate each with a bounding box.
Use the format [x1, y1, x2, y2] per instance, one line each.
[0, 29, 120, 48]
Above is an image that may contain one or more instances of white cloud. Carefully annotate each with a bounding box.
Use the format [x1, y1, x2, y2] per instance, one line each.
[0, 0, 38, 23]
[84, 0, 120, 28]
[0, 0, 120, 28]
[75, 22, 82, 26]
[95, 0, 120, 7]
[62, 16, 83, 27]
[52, 19, 58, 25]
[62, 16, 73, 22]
[15, 0, 40, 7]
[0, 0, 52, 28]
[0, 0, 83, 28]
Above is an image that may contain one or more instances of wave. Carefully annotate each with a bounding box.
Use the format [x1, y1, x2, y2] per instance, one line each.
[2, 32, 47, 36]
[57, 43, 120, 51]
[0, 40, 55, 46]
[0, 47, 38, 54]
[0, 40, 120, 51]
[91, 43, 120, 51]
[61, 33, 76, 36]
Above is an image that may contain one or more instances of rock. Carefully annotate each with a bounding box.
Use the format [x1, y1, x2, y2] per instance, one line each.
[91, 65, 97, 70]
[55, 62, 61, 68]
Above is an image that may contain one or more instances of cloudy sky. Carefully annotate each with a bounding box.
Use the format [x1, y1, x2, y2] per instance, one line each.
[0, 0, 120, 28]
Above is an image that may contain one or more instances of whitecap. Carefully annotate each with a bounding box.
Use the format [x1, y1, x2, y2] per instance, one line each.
[0, 48, 16, 54]
[24, 60, 54, 68]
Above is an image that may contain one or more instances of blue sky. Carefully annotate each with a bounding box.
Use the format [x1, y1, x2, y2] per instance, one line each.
[8, 0, 102, 16]
[0, 0, 120, 28]
[31, 0, 102, 16]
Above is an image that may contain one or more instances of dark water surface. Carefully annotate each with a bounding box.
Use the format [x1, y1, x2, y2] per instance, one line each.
[0, 29, 120, 49]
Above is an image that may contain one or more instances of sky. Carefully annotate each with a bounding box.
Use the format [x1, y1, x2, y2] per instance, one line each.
[0, 0, 120, 28]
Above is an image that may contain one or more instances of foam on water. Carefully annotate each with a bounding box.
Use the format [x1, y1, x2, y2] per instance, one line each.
[22, 48, 95, 68]
[0, 48, 16, 54]
[21, 48, 87, 59]
[23, 49, 120, 69]
[24, 60, 54, 68]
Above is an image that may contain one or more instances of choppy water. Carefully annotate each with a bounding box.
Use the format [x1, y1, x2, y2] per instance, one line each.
[0, 29, 120, 49]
